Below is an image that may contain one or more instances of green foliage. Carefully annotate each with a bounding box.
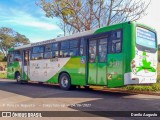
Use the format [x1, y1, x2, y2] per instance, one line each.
[0, 52, 6, 62]
[122, 83, 160, 92]
[0, 72, 7, 78]
[157, 62, 160, 83]
[0, 27, 30, 56]
[37, 0, 150, 35]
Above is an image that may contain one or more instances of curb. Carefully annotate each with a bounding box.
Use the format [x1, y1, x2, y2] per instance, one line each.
[101, 88, 160, 96]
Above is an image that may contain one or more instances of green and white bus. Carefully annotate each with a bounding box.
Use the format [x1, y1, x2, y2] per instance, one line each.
[7, 21, 158, 90]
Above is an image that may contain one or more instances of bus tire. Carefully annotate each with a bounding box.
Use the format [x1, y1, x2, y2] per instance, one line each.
[16, 72, 21, 84]
[59, 73, 71, 90]
[84, 86, 90, 90]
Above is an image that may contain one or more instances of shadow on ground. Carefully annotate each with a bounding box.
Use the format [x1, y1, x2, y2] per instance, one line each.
[0, 80, 160, 119]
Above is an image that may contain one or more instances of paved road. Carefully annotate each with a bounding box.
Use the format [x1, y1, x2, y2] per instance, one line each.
[0, 79, 160, 120]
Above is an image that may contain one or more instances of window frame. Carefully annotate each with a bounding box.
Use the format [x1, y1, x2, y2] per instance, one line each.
[109, 29, 123, 54]
[44, 51, 52, 59]
[31, 45, 44, 60]
[45, 44, 52, 52]
[31, 53, 44, 60]
[89, 39, 97, 63]
[98, 37, 108, 63]
[32, 45, 44, 54]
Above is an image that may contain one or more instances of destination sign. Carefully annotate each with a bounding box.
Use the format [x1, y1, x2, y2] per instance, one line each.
[136, 27, 156, 48]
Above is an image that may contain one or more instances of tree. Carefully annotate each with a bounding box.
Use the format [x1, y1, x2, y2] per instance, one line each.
[0, 27, 30, 56]
[37, 0, 151, 35]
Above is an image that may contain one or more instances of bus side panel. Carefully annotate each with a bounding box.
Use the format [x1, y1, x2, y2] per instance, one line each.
[62, 57, 86, 86]
[107, 53, 124, 88]
[7, 61, 22, 79]
[47, 56, 86, 86]
[23, 66, 30, 80]
[97, 62, 107, 85]
[88, 57, 97, 85]
[123, 22, 135, 75]
[123, 22, 136, 84]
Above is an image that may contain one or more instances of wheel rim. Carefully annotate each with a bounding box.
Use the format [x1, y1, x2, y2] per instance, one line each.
[61, 76, 69, 88]
[17, 75, 21, 82]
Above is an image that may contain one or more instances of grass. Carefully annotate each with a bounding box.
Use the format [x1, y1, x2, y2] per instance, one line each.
[0, 72, 7, 79]
[122, 83, 160, 92]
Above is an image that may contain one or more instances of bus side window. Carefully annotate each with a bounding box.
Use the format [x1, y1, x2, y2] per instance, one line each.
[31, 46, 44, 60]
[33, 46, 44, 53]
[31, 53, 43, 60]
[110, 30, 122, 53]
[24, 51, 29, 66]
[99, 38, 107, 62]
[14, 51, 22, 62]
[80, 38, 85, 56]
[44, 44, 52, 59]
[60, 41, 70, 58]
[69, 39, 79, 57]
[89, 40, 97, 63]
[44, 52, 52, 59]
[70, 48, 79, 57]
[53, 51, 58, 58]
[52, 43, 59, 58]
[8, 52, 14, 66]
[45, 44, 52, 51]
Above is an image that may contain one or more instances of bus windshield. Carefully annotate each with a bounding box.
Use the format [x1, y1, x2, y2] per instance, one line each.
[136, 27, 156, 49]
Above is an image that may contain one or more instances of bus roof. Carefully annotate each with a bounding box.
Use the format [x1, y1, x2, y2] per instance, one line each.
[14, 29, 96, 50]
[12, 21, 156, 50]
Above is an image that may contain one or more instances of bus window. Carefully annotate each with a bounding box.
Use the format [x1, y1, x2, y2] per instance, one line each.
[24, 51, 29, 66]
[31, 53, 43, 60]
[61, 41, 69, 49]
[60, 50, 69, 58]
[14, 51, 22, 62]
[99, 38, 107, 62]
[32, 46, 44, 60]
[44, 52, 52, 59]
[80, 38, 85, 56]
[80, 38, 84, 47]
[60, 41, 70, 58]
[8, 52, 14, 65]
[45, 44, 52, 51]
[52, 43, 58, 51]
[69, 39, 79, 57]
[70, 48, 79, 56]
[80, 48, 84, 56]
[33, 46, 44, 53]
[89, 40, 97, 63]
[70, 40, 79, 48]
[111, 30, 122, 53]
[53, 51, 58, 58]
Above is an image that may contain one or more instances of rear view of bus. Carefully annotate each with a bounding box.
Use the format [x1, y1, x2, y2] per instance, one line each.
[125, 24, 157, 85]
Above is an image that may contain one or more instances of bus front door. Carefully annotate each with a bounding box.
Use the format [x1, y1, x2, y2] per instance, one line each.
[88, 38, 108, 86]
[22, 50, 30, 81]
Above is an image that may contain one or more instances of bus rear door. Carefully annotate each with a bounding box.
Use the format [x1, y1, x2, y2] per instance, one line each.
[88, 37, 108, 86]
[22, 50, 30, 81]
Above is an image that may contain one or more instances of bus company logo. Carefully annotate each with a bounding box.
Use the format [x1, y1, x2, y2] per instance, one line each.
[2, 112, 11, 117]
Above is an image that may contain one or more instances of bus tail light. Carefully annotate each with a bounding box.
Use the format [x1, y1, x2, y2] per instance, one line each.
[132, 78, 136, 80]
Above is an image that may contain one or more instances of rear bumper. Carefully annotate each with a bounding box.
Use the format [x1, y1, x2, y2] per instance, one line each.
[124, 72, 157, 85]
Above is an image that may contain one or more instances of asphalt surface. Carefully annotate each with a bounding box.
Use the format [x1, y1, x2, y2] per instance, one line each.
[0, 79, 160, 120]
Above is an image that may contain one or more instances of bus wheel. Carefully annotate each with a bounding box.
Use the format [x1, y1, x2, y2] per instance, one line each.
[16, 73, 21, 84]
[84, 86, 90, 89]
[59, 73, 71, 90]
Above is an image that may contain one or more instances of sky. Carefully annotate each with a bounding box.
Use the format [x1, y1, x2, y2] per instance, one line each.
[0, 0, 63, 43]
[138, 0, 160, 44]
[0, 0, 159, 43]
